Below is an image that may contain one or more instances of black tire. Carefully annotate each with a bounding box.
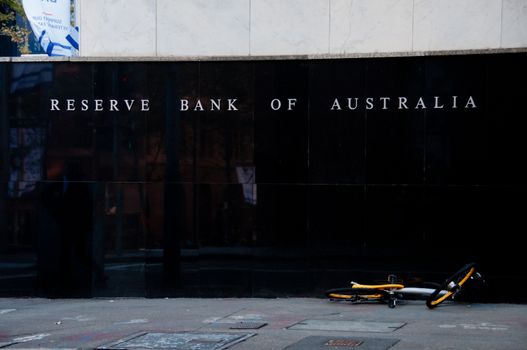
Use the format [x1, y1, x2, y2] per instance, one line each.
[325, 287, 388, 303]
[426, 263, 477, 309]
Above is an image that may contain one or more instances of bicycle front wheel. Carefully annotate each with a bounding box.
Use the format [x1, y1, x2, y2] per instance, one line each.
[426, 263, 477, 309]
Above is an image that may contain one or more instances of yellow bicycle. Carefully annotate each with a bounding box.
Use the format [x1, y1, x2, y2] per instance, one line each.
[325, 263, 482, 309]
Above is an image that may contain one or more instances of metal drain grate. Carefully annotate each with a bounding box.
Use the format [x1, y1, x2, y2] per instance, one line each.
[284, 336, 400, 350]
[325, 339, 363, 347]
[229, 322, 268, 330]
[99, 332, 255, 350]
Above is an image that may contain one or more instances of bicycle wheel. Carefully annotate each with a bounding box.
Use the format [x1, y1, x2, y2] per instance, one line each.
[325, 287, 387, 303]
[426, 263, 477, 309]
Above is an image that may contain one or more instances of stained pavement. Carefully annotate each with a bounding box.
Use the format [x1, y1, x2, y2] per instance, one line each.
[0, 298, 526, 349]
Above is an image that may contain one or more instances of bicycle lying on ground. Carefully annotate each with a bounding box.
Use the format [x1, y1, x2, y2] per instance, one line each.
[325, 263, 485, 309]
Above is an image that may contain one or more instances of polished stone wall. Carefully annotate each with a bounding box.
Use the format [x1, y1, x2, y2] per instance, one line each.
[1, 54, 526, 300]
[78, 0, 527, 57]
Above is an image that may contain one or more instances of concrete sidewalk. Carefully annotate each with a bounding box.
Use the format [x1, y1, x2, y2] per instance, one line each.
[0, 298, 526, 350]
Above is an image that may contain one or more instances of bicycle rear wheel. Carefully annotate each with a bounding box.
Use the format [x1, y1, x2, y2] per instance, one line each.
[426, 263, 477, 309]
[325, 288, 387, 303]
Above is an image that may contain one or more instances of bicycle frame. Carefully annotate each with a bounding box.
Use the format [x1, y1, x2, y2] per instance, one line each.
[349, 284, 449, 308]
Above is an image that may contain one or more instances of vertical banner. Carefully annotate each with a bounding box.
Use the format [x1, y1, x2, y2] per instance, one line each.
[22, 0, 79, 56]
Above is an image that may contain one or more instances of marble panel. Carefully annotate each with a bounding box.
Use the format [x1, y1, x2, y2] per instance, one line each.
[502, 0, 527, 48]
[413, 0, 502, 51]
[330, 0, 413, 54]
[250, 0, 330, 55]
[80, 0, 156, 56]
[157, 0, 250, 56]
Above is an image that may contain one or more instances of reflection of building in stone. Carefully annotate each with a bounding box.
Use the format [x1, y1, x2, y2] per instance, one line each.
[4, 63, 257, 257]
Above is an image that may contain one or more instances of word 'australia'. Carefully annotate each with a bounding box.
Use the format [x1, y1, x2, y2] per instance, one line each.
[50, 99, 150, 112]
[331, 96, 477, 111]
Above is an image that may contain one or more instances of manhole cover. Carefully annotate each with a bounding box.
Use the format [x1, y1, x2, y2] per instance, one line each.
[326, 339, 363, 347]
[229, 322, 267, 330]
[284, 336, 399, 350]
[288, 320, 405, 333]
[99, 332, 254, 350]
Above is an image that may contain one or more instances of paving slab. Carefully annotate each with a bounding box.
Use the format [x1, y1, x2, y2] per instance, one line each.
[288, 320, 406, 333]
[98, 332, 254, 350]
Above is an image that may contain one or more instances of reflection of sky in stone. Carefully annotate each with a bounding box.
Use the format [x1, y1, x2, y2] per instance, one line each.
[10, 64, 52, 94]
[8, 128, 45, 198]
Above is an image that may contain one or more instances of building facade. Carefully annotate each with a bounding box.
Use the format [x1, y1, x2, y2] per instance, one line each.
[1, 0, 527, 301]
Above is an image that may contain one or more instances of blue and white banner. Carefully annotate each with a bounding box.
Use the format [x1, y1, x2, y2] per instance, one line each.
[22, 0, 79, 56]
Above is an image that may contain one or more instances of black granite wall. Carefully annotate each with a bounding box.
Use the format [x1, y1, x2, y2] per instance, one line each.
[0, 54, 526, 301]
